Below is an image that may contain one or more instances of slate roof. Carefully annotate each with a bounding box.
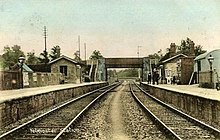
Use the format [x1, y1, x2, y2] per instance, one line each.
[15, 63, 34, 72]
[49, 55, 78, 64]
[161, 54, 187, 64]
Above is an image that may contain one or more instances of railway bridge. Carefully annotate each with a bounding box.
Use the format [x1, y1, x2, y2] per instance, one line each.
[95, 57, 151, 81]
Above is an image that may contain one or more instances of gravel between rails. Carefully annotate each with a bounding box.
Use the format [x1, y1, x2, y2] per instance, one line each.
[64, 82, 167, 140]
[63, 88, 115, 139]
[121, 83, 167, 140]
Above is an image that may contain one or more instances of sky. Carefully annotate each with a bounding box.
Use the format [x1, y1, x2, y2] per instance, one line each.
[0, 0, 220, 59]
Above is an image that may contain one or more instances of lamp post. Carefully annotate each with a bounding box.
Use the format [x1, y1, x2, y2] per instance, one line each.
[76, 64, 82, 83]
[137, 46, 141, 80]
[176, 59, 181, 84]
[153, 68, 157, 85]
[159, 65, 163, 84]
[18, 56, 25, 88]
[208, 55, 214, 88]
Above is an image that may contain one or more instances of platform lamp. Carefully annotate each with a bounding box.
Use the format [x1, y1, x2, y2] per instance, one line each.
[208, 55, 214, 88]
[159, 65, 164, 84]
[76, 64, 82, 83]
[18, 56, 25, 88]
[176, 59, 181, 82]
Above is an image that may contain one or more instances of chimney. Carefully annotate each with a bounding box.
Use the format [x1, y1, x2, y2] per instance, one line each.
[189, 41, 195, 56]
[169, 43, 176, 57]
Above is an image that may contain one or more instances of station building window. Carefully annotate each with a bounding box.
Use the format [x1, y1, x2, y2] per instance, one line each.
[60, 66, 68, 76]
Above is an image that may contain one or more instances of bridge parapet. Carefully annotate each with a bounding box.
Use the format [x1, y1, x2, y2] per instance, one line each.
[105, 58, 143, 68]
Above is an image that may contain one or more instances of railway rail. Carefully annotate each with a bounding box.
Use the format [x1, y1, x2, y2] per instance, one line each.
[130, 82, 220, 140]
[54, 81, 167, 139]
[0, 82, 121, 140]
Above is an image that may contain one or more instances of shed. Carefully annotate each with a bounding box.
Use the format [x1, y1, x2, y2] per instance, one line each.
[194, 49, 220, 88]
[160, 54, 188, 84]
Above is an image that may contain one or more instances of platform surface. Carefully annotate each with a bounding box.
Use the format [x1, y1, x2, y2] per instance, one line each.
[0, 82, 106, 103]
[142, 82, 220, 101]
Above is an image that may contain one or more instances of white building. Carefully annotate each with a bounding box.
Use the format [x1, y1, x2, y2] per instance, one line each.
[194, 49, 220, 89]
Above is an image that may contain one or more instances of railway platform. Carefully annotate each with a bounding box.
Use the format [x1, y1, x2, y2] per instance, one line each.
[0, 82, 107, 128]
[142, 83, 220, 101]
[141, 82, 220, 129]
[0, 82, 105, 103]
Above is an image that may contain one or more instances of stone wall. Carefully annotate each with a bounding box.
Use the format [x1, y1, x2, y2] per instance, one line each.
[51, 59, 78, 83]
[28, 72, 61, 88]
[0, 71, 61, 90]
[140, 83, 220, 130]
[0, 82, 107, 128]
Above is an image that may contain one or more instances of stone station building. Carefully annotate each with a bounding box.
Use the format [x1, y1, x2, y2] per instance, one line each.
[49, 55, 83, 84]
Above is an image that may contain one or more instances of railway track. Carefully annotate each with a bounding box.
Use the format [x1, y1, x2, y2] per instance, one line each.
[53, 81, 167, 139]
[0, 82, 121, 140]
[130, 82, 220, 140]
[121, 82, 167, 139]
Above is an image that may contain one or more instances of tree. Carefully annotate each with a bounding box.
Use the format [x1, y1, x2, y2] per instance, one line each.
[178, 37, 206, 56]
[50, 45, 61, 61]
[178, 37, 197, 55]
[89, 50, 104, 60]
[0, 55, 3, 69]
[73, 50, 81, 62]
[38, 50, 49, 64]
[108, 69, 117, 78]
[26, 51, 39, 65]
[179, 38, 191, 55]
[2, 45, 25, 69]
[194, 45, 207, 56]
[160, 38, 206, 63]
[148, 53, 160, 59]
[117, 68, 138, 77]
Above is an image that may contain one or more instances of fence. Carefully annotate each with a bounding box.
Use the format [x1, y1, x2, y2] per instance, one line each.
[0, 71, 62, 90]
[0, 71, 21, 90]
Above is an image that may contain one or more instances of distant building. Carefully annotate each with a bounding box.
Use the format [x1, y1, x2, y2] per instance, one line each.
[158, 42, 196, 84]
[159, 54, 188, 84]
[49, 55, 83, 83]
[194, 49, 220, 88]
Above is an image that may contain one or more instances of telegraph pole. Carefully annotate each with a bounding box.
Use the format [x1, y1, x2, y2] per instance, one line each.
[43, 26, 47, 52]
[137, 46, 141, 80]
[84, 43, 87, 63]
[78, 35, 81, 60]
